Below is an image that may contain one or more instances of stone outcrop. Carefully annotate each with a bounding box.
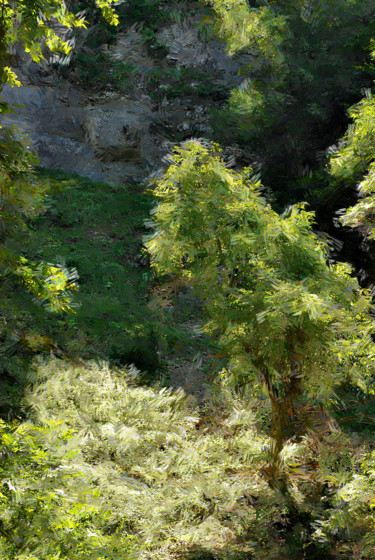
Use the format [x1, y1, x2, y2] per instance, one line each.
[1, 10, 249, 184]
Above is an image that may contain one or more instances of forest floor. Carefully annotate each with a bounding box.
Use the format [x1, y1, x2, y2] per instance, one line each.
[0, 169, 214, 413]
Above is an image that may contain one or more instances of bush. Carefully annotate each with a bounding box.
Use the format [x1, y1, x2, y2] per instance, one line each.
[2, 358, 375, 558]
[1, 358, 276, 559]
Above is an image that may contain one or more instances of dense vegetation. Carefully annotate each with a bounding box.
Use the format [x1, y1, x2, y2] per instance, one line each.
[209, 0, 375, 207]
[2, 1, 375, 559]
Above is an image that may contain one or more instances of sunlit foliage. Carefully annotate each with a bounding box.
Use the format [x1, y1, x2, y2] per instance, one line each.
[145, 141, 375, 485]
[1, 359, 375, 559]
[0, 359, 272, 560]
[330, 86, 375, 239]
[0, 0, 120, 86]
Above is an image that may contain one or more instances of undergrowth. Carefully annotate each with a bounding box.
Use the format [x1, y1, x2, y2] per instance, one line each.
[0, 170, 212, 415]
[149, 67, 229, 102]
[1, 359, 374, 559]
[22, 170, 157, 363]
[0, 171, 162, 413]
[64, 0, 201, 92]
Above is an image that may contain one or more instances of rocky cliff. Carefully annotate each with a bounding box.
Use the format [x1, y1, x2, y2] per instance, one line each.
[2, 4, 249, 185]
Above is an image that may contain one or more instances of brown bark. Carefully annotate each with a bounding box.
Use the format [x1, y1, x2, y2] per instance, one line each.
[259, 344, 303, 494]
[269, 396, 289, 493]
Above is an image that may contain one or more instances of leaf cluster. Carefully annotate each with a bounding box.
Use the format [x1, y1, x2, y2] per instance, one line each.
[0, 131, 77, 314]
[1, 358, 272, 560]
[146, 142, 375, 402]
[2, 0, 119, 61]
[329, 88, 375, 240]
[0, 415, 138, 560]
[2, 359, 375, 559]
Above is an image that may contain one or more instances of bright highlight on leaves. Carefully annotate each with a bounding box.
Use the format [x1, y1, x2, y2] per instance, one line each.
[146, 141, 375, 485]
[0, 0, 120, 89]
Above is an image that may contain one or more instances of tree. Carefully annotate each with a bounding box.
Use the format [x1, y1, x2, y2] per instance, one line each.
[206, 0, 375, 204]
[145, 141, 375, 490]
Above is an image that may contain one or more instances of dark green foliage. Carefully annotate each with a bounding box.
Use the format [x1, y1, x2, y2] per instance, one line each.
[209, 0, 375, 206]
[23, 170, 159, 367]
[0, 171, 166, 396]
[121, 0, 195, 30]
[72, 47, 139, 90]
[122, 0, 171, 30]
[0, 130, 77, 391]
[64, 1, 200, 91]
[60, 16, 121, 90]
[149, 66, 229, 102]
[331, 385, 375, 436]
[0, 167, 211, 416]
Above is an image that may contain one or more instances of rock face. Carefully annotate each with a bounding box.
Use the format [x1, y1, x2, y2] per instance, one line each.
[83, 97, 155, 177]
[157, 17, 249, 82]
[1, 82, 108, 182]
[1, 10, 248, 184]
[1, 80, 159, 184]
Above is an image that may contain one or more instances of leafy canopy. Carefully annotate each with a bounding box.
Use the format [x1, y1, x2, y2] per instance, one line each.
[146, 142, 375, 400]
[145, 142, 375, 481]
[0, 0, 120, 86]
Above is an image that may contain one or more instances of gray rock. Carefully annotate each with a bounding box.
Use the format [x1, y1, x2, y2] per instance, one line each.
[83, 98, 154, 164]
[0, 83, 159, 184]
[1, 8, 250, 185]
[34, 134, 106, 182]
[157, 17, 251, 87]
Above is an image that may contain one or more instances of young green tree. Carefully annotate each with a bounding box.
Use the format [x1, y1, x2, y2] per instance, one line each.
[207, 0, 375, 203]
[145, 141, 375, 490]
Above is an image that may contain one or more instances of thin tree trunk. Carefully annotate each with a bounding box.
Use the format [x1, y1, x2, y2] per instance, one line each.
[269, 396, 289, 494]
[260, 345, 302, 494]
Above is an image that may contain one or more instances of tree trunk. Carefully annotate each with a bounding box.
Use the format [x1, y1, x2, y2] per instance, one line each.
[269, 396, 289, 494]
[263, 347, 302, 494]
